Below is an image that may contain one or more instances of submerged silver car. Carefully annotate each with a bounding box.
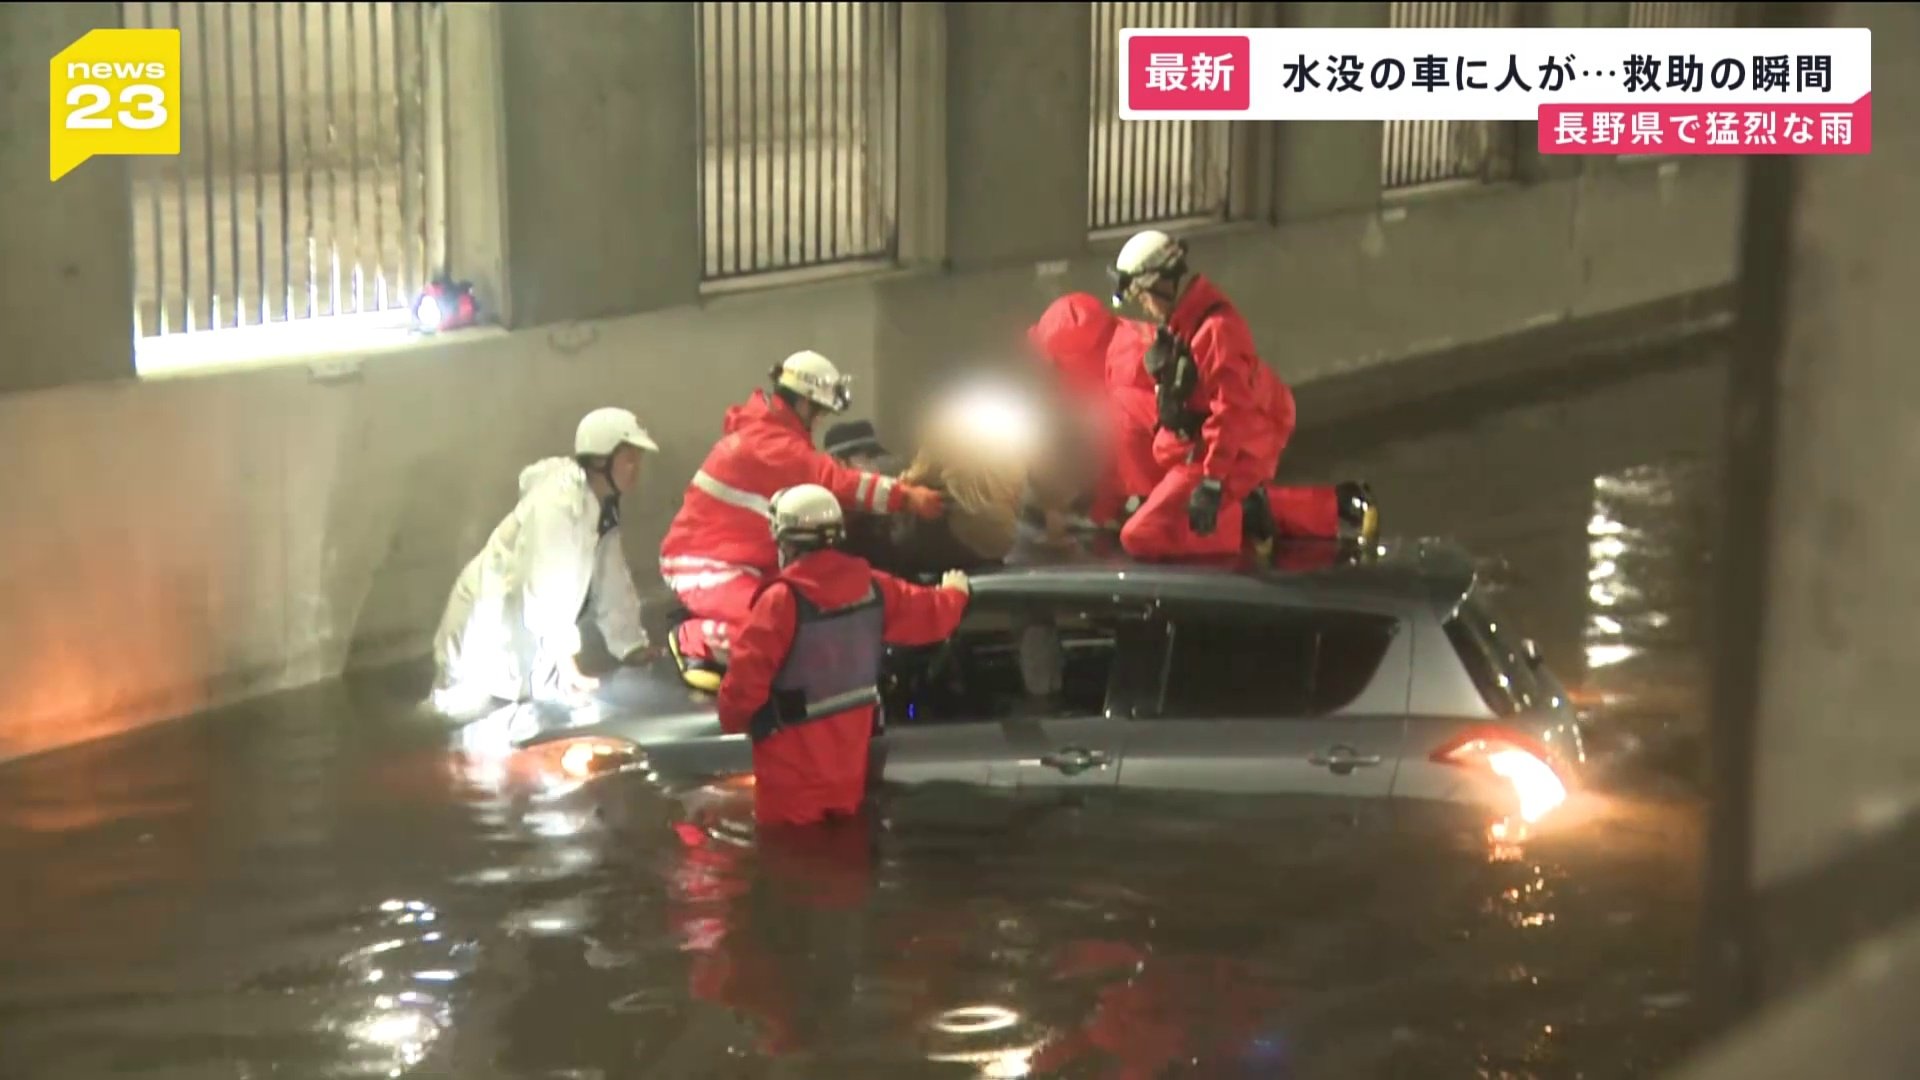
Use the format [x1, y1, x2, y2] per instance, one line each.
[513, 539, 1586, 831]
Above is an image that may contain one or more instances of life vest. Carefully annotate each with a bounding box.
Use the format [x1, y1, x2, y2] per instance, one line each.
[748, 582, 888, 743]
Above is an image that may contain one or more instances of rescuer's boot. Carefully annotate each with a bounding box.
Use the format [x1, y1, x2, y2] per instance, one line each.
[1242, 485, 1277, 560]
[667, 624, 724, 694]
[1337, 481, 1380, 548]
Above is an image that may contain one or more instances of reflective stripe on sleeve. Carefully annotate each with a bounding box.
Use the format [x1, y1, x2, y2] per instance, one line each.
[691, 469, 773, 518]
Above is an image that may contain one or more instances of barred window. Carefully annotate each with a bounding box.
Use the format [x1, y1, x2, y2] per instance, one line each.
[697, 2, 901, 283]
[126, 2, 445, 346]
[1381, 2, 1517, 192]
[1626, 2, 1739, 27]
[1088, 2, 1237, 234]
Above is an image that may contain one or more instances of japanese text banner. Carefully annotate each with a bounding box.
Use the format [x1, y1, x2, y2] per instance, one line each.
[1117, 28, 1871, 122]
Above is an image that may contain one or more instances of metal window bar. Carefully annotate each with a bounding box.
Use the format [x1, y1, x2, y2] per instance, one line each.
[1089, 2, 1237, 234]
[1381, 1, 1517, 191]
[1626, 2, 1738, 28]
[696, 2, 900, 282]
[125, 2, 443, 339]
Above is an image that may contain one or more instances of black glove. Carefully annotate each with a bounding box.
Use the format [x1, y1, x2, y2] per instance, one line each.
[1188, 478, 1224, 536]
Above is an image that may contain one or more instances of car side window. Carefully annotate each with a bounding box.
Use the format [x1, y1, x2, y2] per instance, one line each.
[1443, 596, 1544, 718]
[884, 596, 1137, 724]
[1154, 606, 1399, 720]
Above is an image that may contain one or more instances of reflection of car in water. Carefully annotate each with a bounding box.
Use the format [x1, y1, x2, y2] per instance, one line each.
[518, 539, 1584, 832]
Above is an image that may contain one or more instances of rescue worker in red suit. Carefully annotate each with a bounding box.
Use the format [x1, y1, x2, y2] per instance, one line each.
[1107, 229, 1380, 559]
[1025, 292, 1162, 526]
[1029, 289, 1379, 554]
[660, 350, 948, 692]
[716, 483, 972, 828]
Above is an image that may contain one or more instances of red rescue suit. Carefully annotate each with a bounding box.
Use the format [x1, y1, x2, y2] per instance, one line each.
[661, 391, 915, 665]
[716, 549, 969, 827]
[1120, 275, 1338, 558]
[1027, 293, 1162, 524]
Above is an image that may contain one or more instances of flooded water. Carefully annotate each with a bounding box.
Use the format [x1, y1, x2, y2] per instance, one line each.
[0, 349, 1725, 1080]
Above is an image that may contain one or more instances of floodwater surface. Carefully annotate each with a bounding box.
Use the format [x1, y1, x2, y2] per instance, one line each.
[0, 350, 1726, 1079]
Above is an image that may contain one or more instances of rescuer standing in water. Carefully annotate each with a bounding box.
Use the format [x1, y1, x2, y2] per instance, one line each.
[715, 483, 972, 827]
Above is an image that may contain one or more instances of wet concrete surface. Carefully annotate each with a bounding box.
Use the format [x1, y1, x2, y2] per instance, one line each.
[0, 347, 1725, 1079]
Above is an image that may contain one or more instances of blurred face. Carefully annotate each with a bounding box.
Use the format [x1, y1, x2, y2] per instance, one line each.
[608, 444, 644, 494]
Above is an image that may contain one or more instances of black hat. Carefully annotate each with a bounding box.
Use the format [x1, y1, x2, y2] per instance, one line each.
[824, 420, 887, 460]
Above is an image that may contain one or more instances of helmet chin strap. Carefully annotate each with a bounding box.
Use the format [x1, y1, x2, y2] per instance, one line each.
[777, 538, 816, 567]
[1147, 273, 1184, 318]
[775, 527, 841, 565]
[583, 456, 622, 536]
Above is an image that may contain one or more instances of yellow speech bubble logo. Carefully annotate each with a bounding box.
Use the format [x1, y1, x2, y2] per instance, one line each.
[49, 28, 182, 182]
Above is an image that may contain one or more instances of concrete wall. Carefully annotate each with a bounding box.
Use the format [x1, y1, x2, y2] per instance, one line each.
[0, 1, 1742, 761]
[1, 2, 136, 392]
[1693, 0, 1920, 1024]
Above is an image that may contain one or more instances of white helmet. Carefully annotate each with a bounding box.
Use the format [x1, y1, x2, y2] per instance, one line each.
[575, 407, 659, 457]
[1110, 228, 1188, 308]
[768, 483, 845, 554]
[773, 349, 853, 412]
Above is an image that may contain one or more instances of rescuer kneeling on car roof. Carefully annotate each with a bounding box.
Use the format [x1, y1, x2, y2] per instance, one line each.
[1026, 290, 1163, 529]
[1108, 229, 1378, 559]
[659, 351, 948, 693]
[715, 484, 973, 828]
[1029, 289, 1376, 553]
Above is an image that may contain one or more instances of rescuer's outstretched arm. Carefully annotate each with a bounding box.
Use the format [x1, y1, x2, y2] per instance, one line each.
[874, 570, 972, 647]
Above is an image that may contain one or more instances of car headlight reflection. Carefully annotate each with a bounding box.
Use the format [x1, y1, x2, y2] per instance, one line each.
[516, 736, 644, 793]
[464, 735, 651, 805]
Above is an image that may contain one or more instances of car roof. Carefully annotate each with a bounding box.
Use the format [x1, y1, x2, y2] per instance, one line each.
[967, 535, 1480, 618]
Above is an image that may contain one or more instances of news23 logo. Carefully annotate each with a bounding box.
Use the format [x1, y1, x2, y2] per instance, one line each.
[49, 28, 182, 182]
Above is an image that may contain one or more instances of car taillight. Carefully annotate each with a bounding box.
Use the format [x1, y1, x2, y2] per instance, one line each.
[1430, 731, 1568, 824]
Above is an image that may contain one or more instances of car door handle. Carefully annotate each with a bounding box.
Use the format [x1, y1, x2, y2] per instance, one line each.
[1308, 745, 1384, 774]
[1040, 746, 1110, 776]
